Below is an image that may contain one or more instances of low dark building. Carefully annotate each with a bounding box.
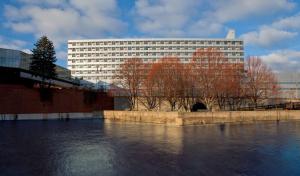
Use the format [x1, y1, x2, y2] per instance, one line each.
[0, 48, 71, 80]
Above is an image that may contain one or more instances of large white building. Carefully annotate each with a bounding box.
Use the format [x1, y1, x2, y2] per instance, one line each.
[276, 72, 300, 100]
[67, 30, 244, 84]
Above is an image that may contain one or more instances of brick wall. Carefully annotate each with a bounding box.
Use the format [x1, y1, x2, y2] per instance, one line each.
[0, 84, 114, 114]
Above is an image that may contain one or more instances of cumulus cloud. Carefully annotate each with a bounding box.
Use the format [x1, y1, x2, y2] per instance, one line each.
[18, 0, 66, 6]
[3, 0, 299, 63]
[241, 26, 297, 47]
[260, 50, 300, 72]
[240, 11, 300, 48]
[209, 0, 295, 23]
[4, 0, 127, 57]
[188, 20, 223, 37]
[133, 0, 199, 36]
[133, 0, 295, 37]
[0, 36, 30, 53]
[272, 13, 300, 30]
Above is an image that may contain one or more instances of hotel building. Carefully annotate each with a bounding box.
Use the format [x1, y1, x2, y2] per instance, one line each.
[67, 30, 244, 84]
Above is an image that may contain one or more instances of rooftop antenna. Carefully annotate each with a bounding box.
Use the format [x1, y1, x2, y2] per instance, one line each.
[226, 29, 235, 39]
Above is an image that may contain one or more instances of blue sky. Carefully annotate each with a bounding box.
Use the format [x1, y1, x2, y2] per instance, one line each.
[0, 0, 300, 72]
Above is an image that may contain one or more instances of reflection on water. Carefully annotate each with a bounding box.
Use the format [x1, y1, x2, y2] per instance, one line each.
[104, 122, 184, 154]
[1, 120, 300, 176]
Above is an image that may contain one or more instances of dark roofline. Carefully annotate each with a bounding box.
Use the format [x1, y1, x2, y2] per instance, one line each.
[0, 66, 79, 86]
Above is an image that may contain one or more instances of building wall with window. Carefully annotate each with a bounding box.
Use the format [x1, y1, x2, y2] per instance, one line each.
[276, 72, 300, 100]
[0, 48, 32, 70]
[68, 36, 244, 84]
[0, 48, 71, 80]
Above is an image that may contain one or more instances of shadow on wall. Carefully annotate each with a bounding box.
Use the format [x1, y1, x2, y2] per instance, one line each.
[113, 98, 208, 111]
[114, 97, 131, 110]
[191, 102, 207, 112]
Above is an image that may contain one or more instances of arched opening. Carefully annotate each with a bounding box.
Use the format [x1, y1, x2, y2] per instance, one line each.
[191, 102, 207, 112]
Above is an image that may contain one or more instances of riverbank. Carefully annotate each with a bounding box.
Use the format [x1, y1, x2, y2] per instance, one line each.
[0, 112, 103, 121]
[104, 110, 300, 126]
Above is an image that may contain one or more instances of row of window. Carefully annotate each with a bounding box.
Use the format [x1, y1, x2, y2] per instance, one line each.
[70, 58, 125, 63]
[76, 76, 114, 81]
[73, 70, 118, 74]
[70, 58, 243, 71]
[69, 58, 244, 64]
[71, 64, 118, 69]
[69, 47, 243, 52]
[69, 52, 243, 58]
[69, 41, 243, 46]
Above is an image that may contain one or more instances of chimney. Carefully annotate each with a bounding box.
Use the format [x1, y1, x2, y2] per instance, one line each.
[226, 29, 235, 39]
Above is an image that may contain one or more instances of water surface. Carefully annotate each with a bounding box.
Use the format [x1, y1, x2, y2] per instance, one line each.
[1, 120, 300, 176]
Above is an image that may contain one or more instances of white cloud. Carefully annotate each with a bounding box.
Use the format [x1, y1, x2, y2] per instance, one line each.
[0, 36, 30, 52]
[134, 0, 199, 36]
[4, 0, 127, 63]
[240, 10, 300, 48]
[4, 0, 126, 49]
[188, 20, 223, 36]
[70, 0, 117, 13]
[272, 13, 300, 30]
[209, 0, 295, 23]
[5, 0, 297, 41]
[56, 50, 67, 61]
[3, 0, 299, 63]
[18, 0, 66, 6]
[193, 0, 295, 36]
[241, 26, 297, 47]
[260, 50, 300, 72]
[133, 0, 295, 37]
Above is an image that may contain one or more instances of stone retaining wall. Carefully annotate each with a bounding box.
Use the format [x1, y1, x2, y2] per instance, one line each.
[104, 110, 300, 126]
[104, 111, 181, 125]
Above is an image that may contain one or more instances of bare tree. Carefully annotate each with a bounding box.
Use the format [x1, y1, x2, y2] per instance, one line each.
[244, 57, 279, 107]
[139, 63, 160, 110]
[179, 63, 196, 111]
[156, 57, 184, 111]
[191, 48, 226, 111]
[216, 63, 245, 110]
[114, 58, 144, 110]
[113, 52, 279, 112]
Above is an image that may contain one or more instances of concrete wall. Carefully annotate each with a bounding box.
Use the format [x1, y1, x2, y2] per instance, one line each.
[104, 110, 300, 126]
[104, 111, 182, 125]
[113, 97, 171, 111]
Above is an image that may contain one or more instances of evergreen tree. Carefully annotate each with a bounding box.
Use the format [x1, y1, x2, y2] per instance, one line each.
[30, 36, 57, 78]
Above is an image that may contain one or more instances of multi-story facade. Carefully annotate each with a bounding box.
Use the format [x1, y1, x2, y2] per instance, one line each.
[276, 72, 300, 100]
[67, 31, 244, 84]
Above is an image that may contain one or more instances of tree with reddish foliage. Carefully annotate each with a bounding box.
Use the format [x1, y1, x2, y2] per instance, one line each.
[139, 63, 160, 110]
[112, 50, 280, 112]
[179, 63, 196, 111]
[191, 48, 227, 111]
[215, 63, 245, 110]
[155, 57, 184, 111]
[244, 57, 279, 107]
[114, 58, 144, 110]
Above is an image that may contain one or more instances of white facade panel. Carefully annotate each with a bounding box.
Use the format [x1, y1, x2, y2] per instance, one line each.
[67, 38, 244, 84]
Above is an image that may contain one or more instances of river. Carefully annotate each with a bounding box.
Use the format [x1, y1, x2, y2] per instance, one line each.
[1, 120, 300, 176]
